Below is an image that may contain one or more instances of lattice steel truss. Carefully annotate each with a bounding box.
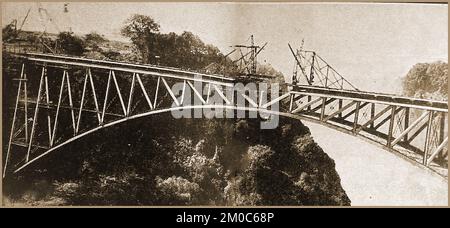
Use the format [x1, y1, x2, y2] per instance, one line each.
[3, 53, 448, 179]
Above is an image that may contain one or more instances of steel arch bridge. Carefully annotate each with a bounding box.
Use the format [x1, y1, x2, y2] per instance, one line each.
[2, 53, 448, 178]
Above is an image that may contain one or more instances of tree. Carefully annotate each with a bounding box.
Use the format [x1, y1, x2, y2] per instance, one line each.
[121, 14, 160, 63]
[103, 50, 121, 60]
[2, 23, 17, 42]
[120, 15, 225, 70]
[150, 31, 224, 70]
[84, 32, 107, 51]
[85, 32, 107, 44]
[402, 61, 448, 101]
[155, 176, 200, 205]
[56, 32, 85, 56]
[257, 63, 285, 84]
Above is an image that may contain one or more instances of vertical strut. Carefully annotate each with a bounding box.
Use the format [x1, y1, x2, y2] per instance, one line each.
[309, 52, 315, 84]
[370, 103, 375, 129]
[24, 70, 28, 141]
[26, 67, 45, 162]
[427, 137, 448, 166]
[127, 73, 136, 116]
[289, 94, 294, 112]
[423, 111, 434, 165]
[320, 97, 327, 121]
[404, 107, 410, 142]
[438, 112, 446, 162]
[154, 77, 160, 108]
[76, 71, 89, 134]
[87, 68, 101, 124]
[101, 70, 112, 124]
[387, 106, 397, 147]
[352, 101, 361, 133]
[205, 83, 211, 104]
[44, 69, 52, 145]
[307, 95, 311, 111]
[50, 70, 66, 147]
[3, 64, 25, 177]
[65, 72, 76, 135]
[180, 80, 186, 105]
[259, 90, 265, 107]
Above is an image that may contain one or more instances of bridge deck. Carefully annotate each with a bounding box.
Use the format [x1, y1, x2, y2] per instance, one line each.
[292, 85, 448, 112]
[15, 52, 448, 112]
[15, 52, 236, 86]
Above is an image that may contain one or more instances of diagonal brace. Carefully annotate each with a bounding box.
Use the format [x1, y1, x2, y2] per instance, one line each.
[291, 97, 322, 114]
[323, 100, 357, 122]
[356, 105, 392, 132]
[390, 111, 430, 147]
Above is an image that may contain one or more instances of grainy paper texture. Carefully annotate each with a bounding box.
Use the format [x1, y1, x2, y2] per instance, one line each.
[1, 2, 448, 207]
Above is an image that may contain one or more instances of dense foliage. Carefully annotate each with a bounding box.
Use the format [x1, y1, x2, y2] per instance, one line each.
[402, 61, 448, 101]
[2, 23, 16, 42]
[120, 14, 160, 64]
[56, 32, 85, 56]
[120, 14, 226, 71]
[3, 114, 350, 206]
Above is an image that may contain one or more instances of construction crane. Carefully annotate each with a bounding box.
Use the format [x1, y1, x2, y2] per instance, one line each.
[232, 35, 267, 75]
[230, 35, 273, 82]
[18, 8, 32, 32]
[36, 2, 63, 54]
[204, 36, 269, 81]
[288, 42, 358, 90]
[203, 48, 237, 75]
[291, 39, 304, 84]
[289, 41, 311, 85]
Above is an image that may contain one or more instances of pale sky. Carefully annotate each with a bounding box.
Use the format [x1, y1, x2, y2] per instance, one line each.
[2, 2, 448, 94]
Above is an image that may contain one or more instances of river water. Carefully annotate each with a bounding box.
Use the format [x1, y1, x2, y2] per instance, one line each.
[304, 121, 448, 206]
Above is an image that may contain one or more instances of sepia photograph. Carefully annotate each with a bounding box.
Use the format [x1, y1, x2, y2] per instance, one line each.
[1, 1, 448, 207]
